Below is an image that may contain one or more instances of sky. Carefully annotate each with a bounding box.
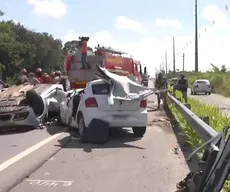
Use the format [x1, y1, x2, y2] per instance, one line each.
[1, 0, 230, 77]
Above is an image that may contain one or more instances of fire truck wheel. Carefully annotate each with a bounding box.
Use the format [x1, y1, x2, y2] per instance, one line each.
[60, 78, 71, 91]
[25, 90, 44, 117]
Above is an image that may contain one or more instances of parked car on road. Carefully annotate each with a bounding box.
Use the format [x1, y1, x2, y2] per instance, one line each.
[191, 79, 211, 95]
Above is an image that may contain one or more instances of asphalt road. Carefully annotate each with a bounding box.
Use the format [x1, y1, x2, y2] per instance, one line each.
[0, 124, 67, 165]
[188, 88, 230, 116]
[7, 80, 190, 192]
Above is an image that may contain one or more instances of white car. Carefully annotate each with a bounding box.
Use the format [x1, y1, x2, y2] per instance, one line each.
[59, 66, 153, 139]
[191, 79, 211, 95]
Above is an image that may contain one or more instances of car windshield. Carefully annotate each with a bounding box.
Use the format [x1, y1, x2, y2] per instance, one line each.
[92, 83, 110, 95]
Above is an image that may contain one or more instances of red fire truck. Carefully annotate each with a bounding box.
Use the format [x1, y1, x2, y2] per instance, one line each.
[64, 44, 144, 89]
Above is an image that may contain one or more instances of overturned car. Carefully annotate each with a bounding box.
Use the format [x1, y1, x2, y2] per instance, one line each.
[0, 83, 67, 129]
[59, 65, 153, 140]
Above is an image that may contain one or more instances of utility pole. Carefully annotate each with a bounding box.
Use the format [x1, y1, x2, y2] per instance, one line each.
[173, 36, 176, 77]
[182, 52, 185, 72]
[165, 51, 168, 74]
[195, 0, 199, 72]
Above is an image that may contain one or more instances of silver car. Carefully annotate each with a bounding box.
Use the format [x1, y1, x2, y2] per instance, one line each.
[191, 79, 211, 95]
[0, 84, 67, 129]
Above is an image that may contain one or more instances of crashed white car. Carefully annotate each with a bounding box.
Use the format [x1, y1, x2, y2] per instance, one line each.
[59, 66, 153, 138]
[0, 83, 66, 129]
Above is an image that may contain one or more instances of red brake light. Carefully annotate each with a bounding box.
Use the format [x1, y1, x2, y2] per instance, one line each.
[85, 97, 98, 108]
[140, 100, 147, 108]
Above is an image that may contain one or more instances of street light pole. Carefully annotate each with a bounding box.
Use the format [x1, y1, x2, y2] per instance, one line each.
[182, 52, 185, 72]
[195, 0, 199, 72]
[173, 36, 176, 77]
[165, 51, 168, 74]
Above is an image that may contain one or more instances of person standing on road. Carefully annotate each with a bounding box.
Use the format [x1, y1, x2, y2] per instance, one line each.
[16, 68, 28, 85]
[173, 74, 188, 103]
[155, 72, 167, 109]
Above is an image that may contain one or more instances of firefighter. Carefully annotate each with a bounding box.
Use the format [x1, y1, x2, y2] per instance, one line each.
[52, 70, 61, 84]
[42, 72, 51, 84]
[28, 72, 40, 84]
[35, 68, 43, 83]
[79, 36, 91, 69]
[16, 68, 28, 85]
[155, 72, 167, 109]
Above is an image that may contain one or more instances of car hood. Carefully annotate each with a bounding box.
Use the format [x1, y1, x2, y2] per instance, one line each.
[95, 65, 153, 104]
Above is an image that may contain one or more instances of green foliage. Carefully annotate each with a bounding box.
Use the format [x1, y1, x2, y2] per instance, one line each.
[167, 88, 230, 191]
[166, 64, 230, 97]
[0, 20, 64, 83]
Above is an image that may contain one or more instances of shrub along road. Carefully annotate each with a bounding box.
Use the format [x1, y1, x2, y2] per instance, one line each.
[8, 81, 189, 192]
[188, 88, 230, 116]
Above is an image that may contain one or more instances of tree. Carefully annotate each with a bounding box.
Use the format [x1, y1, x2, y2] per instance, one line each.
[0, 20, 64, 81]
[0, 10, 4, 16]
[221, 64, 227, 73]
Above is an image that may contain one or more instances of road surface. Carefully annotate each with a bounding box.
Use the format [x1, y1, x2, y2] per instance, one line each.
[0, 80, 189, 192]
[188, 88, 230, 116]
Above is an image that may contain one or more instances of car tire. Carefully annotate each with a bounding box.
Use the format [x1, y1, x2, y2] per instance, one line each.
[190, 91, 193, 95]
[77, 113, 86, 139]
[25, 90, 44, 117]
[208, 92, 211, 95]
[194, 92, 197, 95]
[132, 126, 146, 137]
[60, 77, 71, 92]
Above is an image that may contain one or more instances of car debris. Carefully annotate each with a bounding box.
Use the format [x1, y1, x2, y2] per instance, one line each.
[0, 83, 67, 130]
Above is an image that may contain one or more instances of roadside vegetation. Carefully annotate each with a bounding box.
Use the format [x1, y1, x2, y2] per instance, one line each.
[166, 64, 230, 97]
[0, 11, 82, 85]
[168, 88, 230, 191]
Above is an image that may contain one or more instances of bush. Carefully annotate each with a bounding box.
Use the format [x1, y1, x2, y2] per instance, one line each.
[168, 89, 230, 191]
[185, 71, 230, 97]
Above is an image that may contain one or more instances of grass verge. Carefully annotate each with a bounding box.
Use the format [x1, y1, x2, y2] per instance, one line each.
[167, 88, 230, 191]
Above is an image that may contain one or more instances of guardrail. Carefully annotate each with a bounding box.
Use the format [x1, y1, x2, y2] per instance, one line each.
[166, 92, 230, 192]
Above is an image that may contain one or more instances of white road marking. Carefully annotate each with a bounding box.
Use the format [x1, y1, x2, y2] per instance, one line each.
[26, 179, 73, 187]
[0, 133, 63, 172]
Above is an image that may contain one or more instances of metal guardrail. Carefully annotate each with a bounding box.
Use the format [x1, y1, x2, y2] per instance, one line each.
[167, 93, 218, 142]
[166, 92, 230, 192]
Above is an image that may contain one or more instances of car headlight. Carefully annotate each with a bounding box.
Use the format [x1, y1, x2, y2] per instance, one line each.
[13, 112, 29, 121]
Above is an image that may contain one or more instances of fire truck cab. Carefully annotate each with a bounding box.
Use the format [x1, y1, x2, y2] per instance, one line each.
[64, 44, 144, 89]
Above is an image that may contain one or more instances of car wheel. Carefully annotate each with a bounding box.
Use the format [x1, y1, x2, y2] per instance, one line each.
[78, 113, 86, 138]
[132, 126, 146, 137]
[25, 90, 44, 117]
[208, 92, 211, 95]
[194, 92, 197, 95]
[190, 91, 193, 95]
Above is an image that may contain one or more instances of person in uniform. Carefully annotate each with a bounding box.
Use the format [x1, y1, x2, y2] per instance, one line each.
[28, 72, 40, 84]
[35, 68, 43, 83]
[173, 74, 188, 103]
[16, 68, 28, 85]
[52, 71, 62, 84]
[155, 72, 167, 109]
